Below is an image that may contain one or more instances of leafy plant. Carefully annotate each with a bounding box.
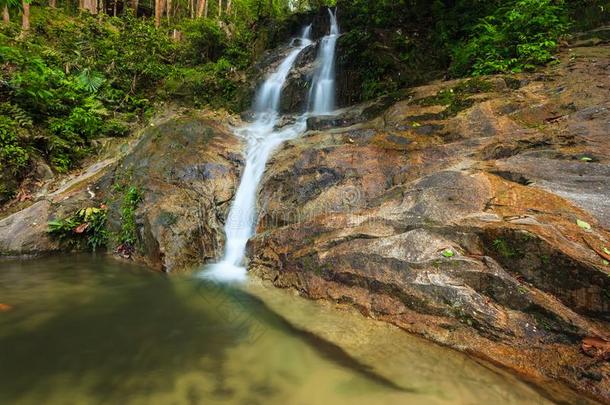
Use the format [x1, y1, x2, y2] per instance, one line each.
[118, 186, 142, 247]
[76, 68, 106, 93]
[442, 249, 455, 258]
[493, 238, 518, 259]
[450, 0, 569, 76]
[48, 206, 108, 250]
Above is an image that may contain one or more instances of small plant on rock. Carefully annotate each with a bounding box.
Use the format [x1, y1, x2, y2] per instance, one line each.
[48, 205, 108, 251]
[116, 186, 143, 258]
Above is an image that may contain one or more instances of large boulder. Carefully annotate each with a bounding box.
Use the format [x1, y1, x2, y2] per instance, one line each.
[0, 110, 243, 273]
[112, 111, 242, 271]
[247, 44, 610, 402]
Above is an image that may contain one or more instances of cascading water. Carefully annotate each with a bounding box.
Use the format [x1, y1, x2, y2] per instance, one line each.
[310, 8, 339, 114]
[202, 11, 338, 282]
[253, 26, 312, 114]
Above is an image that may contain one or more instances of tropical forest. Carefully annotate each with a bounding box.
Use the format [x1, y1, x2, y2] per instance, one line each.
[0, 0, 609, 404]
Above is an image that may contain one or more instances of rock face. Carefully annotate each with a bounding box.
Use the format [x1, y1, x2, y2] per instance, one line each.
[0, 110, 242, 272]
[111, 112, 242, 271]
[247, 45, 610, 402]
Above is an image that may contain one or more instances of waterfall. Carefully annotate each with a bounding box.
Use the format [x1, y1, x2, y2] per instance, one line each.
[202, 12, 337, 282]
[310, 8, 339, 115]
[254, 27, 312, 114]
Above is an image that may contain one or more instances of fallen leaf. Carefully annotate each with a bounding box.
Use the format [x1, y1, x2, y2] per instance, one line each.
[0, 303, 13, 312]
[577, 219, 591, 230]
[75, 223, 89, 234]
[582, 236, 610, 263]
[580, 156, 593, 162]
[582, 336, 610, 360]
[441, 249, 455, 258]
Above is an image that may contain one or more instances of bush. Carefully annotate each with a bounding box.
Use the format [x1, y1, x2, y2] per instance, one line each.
[0, 109, 31, 202]
[118, 186, 142, 247]
[48, 206, 109, 251]
[450, 0, 569, 76]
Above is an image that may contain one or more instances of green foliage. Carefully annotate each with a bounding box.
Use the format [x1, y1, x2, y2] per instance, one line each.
[0, 7, 275, 202]
[493, 238, 518, 259]
[450, 0, 569, 76]
[118, 186, 142, 246]
[48, 206, 108, 250]
[336, 0, 588, 102]
[416, 78, 493, 117]
[441, 249, 455, 258]
[0, 105, 31, 202]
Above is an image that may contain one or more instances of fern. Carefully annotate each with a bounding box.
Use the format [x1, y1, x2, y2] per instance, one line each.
[0, 103, 33, 128]
[77, 68, 106, 93]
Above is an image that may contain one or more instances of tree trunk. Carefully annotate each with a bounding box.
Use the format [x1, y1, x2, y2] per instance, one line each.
[196, 0, 205, 18]
[203, 0, 208, 17]
[155, 0, 165, 27]
[217, 0, 221, 17]
[155, 0, 160, 26]
[132, 0, 139, 15]
[166, 0, 171, 22]
[113, 0, 117, 16]
[49, 0, 57, 8]
[21, 1, 30, 32]
[226, 0, 231, 14]
[2, 6, 9, 24]
[80, 0, 98, 14]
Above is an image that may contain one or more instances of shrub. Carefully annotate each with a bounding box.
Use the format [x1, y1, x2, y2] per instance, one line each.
[118, 186, 142, 246]
[450, 0, 569, 76]
[48, 206, 108, 251]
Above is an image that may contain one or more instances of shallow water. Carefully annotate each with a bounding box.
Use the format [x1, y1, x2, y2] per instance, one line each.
[0, 255, 553, 404]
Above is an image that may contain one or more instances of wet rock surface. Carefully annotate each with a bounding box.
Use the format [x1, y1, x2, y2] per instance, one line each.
[248, 44, 610, 402]
[111, 112, 242, 271]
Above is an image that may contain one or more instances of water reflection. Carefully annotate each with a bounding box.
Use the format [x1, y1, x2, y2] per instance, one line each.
[0, 255, 555, 404]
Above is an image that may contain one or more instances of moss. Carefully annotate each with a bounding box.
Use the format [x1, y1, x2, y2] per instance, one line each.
[492, 238, 519, 259]
[118, 186, 143, 247]
[301, 255, 324, 276]
[503, 76, 523, 90]
[415, 79, 492, 118]
[453, 78, 495, 94]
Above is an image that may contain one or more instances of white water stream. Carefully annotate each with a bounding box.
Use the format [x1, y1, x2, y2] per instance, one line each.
[310, 8, 340, 114]
[203, 10, 339, 282]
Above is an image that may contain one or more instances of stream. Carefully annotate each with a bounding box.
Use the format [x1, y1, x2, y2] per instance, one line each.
[0, 255, 554, 404]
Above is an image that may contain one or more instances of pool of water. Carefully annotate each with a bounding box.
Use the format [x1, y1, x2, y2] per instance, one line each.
[0, 255, 556, 404]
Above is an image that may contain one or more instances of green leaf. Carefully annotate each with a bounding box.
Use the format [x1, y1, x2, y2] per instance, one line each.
[603, 247, 610, 255]
[576, 219, 591, 231]
[580, 157, 593, 162]
[442, 249, 455, 258]
[603, 260, 609, 266]
[47, 220, 64, 232]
